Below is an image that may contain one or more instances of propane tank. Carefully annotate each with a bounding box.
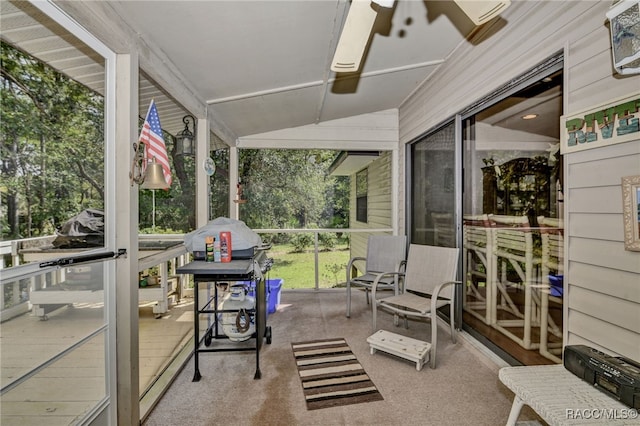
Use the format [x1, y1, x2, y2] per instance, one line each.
[220, 285, 255, 341]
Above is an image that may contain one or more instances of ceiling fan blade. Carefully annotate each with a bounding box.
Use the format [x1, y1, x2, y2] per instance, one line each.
[453, 0, 511, 26]
[331, 0, 379, 73]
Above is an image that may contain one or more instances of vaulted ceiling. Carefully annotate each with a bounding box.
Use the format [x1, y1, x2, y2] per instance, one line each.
[2, 0, 479, 144]
[109, 0, 476, 140]
[0, 1, 562, 147]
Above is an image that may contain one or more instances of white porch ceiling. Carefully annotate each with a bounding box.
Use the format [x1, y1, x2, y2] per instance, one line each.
[108, 0, 476, 140]
[2, 1, 559, 148]
[1, 0, 477, 144]
[0, 1, 194, 142]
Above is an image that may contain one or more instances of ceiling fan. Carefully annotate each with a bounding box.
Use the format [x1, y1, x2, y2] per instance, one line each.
[330, 0, 512, 73]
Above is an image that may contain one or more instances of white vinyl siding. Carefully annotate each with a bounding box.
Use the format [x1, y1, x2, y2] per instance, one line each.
[350, 151, 393, 261]
[565, 141, 640, 360]
[399, 0, 640, 360]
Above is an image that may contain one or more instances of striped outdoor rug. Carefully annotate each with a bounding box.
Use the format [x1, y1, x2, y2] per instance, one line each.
[291, 338, 384, 410]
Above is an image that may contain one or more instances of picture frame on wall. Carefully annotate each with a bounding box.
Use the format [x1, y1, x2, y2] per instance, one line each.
[621, 174, 640, 252]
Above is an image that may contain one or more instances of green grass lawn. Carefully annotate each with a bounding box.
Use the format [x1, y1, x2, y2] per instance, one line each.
[266, 243, 350, 289]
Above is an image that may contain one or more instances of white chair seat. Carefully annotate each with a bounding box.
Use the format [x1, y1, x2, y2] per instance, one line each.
[351, 273, 396, 287]
[379, 293, 449, 315]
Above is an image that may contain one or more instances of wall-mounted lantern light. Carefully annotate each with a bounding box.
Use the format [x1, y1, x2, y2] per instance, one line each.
[175, 114, 196, 156]
[606, 0, 640, 75]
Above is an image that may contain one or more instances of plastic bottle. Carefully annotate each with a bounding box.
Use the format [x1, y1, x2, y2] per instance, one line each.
[220, 231, 232, 262]
[205, 236, 214, 262]
[213, 237, 221, 262]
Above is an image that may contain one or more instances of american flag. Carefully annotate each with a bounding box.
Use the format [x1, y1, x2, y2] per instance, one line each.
[140, 99, 172, 186]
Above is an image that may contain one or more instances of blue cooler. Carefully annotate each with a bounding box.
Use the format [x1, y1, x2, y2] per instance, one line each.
[548, 275, 563, 297]
[240, 279, 283, 314]
[267, 278, 284, 314]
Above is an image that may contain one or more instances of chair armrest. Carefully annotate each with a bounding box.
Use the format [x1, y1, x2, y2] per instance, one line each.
[346, 256, 366, 281]
[430, 280, 462, 309]
[347, 256, 366, 271]
[371, 271, 404, 298]
[432, 280, 462, 300]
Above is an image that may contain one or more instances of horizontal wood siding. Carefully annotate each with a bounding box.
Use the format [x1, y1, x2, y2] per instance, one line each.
[399, 0, 640, 360]
[569, 286, 639, 333]
[571, 263, 640, 303]
[350, 152, 393, 263]
[568, 310, 640, 358]
[569, 238, 640, 272]
[566, 141, 640, 361]
[565, 2, 640, 360]
[569, 213, 622, 241]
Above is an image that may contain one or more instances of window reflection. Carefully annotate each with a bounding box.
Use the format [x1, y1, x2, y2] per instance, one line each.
[462, 69, 564, 365]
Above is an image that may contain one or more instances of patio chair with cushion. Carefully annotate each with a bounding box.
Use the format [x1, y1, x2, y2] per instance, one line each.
[346, 235, 407, 318]
[371, 244, 460, 368]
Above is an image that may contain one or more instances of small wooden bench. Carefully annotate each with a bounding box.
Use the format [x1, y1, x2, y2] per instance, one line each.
[499, 364, 636, 425]
[367, 330, 431, 371]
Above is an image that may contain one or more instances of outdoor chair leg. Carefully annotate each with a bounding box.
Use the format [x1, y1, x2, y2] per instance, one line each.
[372, 302, 378, 333]
[450, 316, 456, 343]
[346, 281, 351, 318]
[430, 317, 438, 369]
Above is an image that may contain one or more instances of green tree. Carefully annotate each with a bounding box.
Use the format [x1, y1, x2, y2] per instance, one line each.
[237, 149, 349, 232]
[1, 43, 349, 241]
[2, 42, 197, 238]
[1, 42, 104, 238]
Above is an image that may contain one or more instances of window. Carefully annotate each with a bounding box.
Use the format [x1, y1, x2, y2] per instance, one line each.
[356, 168, 368, 223]
[409, 121, 456, 246]
[0, 5, 115, 423]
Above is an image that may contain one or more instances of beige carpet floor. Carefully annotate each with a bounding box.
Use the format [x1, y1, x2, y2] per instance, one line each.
[143, 290, 541, 426]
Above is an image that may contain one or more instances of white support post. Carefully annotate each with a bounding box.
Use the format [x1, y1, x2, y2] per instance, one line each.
[229, 147, 239, 220]
[196, 117, 210, 228]
[114, 53, 140, 425]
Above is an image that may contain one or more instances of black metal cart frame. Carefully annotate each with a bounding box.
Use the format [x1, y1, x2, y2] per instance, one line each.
[177, 257, 271, 381]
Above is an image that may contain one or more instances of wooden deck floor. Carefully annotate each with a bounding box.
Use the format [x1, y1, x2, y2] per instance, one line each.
[0, 298, 194, 425]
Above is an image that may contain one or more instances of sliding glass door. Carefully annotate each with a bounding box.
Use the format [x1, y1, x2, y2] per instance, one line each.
[461, 66, 564, 365]
[407, 55, 564, 366]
